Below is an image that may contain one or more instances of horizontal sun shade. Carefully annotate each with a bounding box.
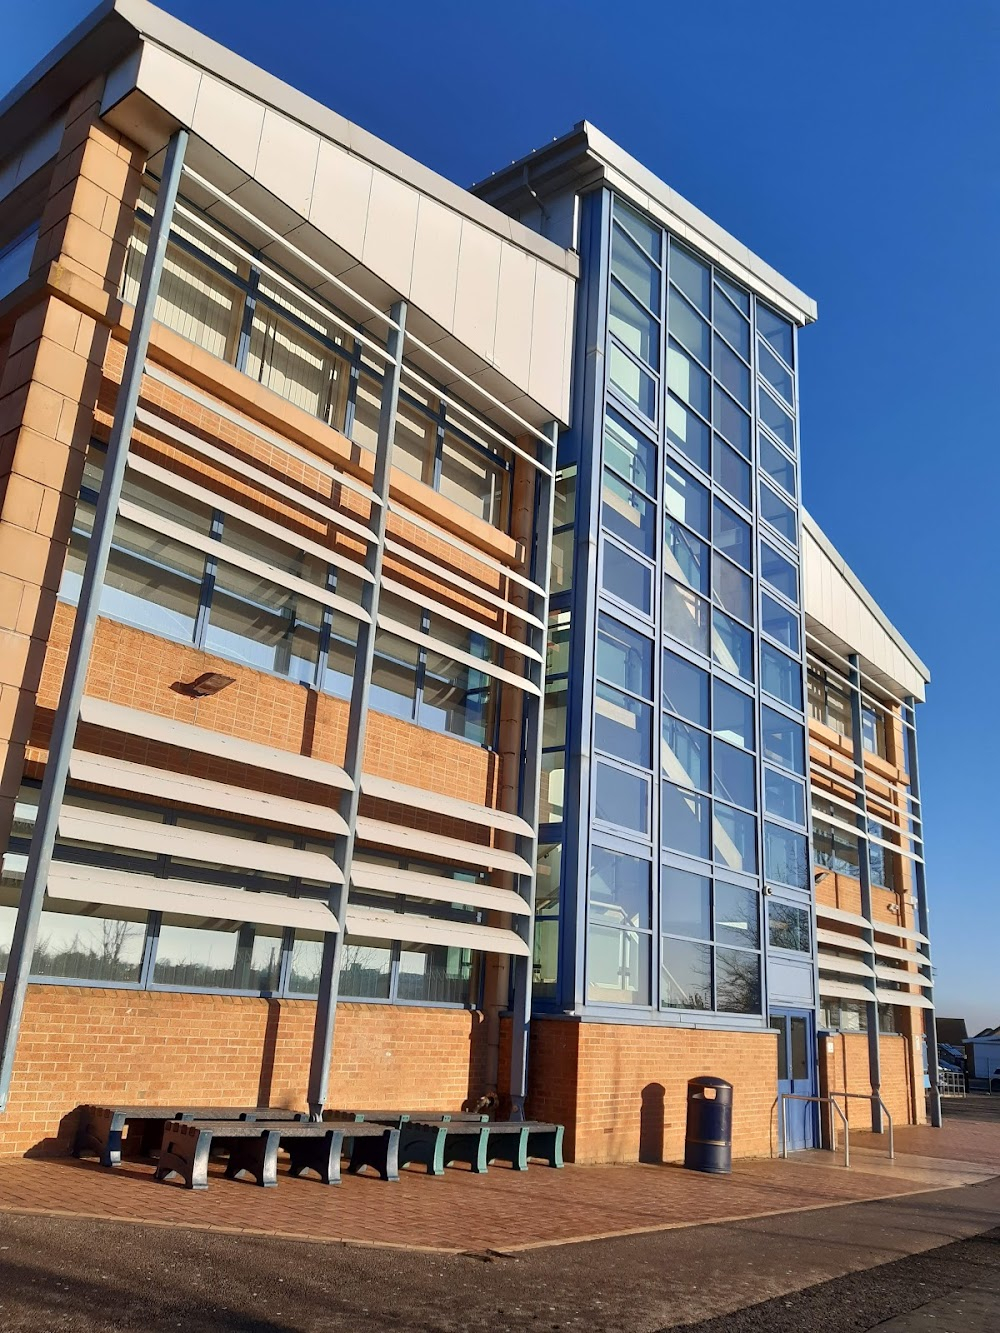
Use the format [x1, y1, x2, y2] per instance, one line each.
[379, 576, 541, 663]
[127, 451, 373, 586]
[354, 817, 533, 877]
[815, 927, 871, 954]
[875, 962, 932, 987]
[46, 863, 338, 932]
[359, 774, 533, 838]
[78, 697, 352, 792]
[383, 535, 544, 632]
[345, 905, 529, 956]
[142, 361, 379, 508]
[873, 920, 930, 946]
[350, 863, 529, 916]
[388, 499, 544, 598]
[817, 952, 876, 979]
[874, 988, 933, 1010]
[134, 405, 376, 548]
[69, 753, 348, 836]
[818, 977, 876, 1003]
[58, 805, 343, 883]
[117, 500, 369, 625]
[873, 939, 930, 967]
[376, 613, 539, 695]
[814, 902, 870, 931]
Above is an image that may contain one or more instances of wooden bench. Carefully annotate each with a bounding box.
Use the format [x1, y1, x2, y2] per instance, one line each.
[73, 1104, 306, 1168]
[155, 1119, 400, 1190]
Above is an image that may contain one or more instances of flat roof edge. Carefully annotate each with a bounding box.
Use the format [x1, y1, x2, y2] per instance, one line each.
[474, 119, 817, 325]
[802, 508, 930, 685]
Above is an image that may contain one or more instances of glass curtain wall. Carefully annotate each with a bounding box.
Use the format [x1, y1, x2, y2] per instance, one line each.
[580, 192, 807, 1020]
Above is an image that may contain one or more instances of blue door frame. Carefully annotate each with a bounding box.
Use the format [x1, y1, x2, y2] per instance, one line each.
[771, 1007, 817, 1151]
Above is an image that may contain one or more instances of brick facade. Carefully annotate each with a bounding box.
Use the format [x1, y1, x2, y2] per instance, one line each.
[0, 984, 488, 1157]
[521, 1017, 778, 1165]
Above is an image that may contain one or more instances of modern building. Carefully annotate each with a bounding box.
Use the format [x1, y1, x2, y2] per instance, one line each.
[0, 0, 938, 1164]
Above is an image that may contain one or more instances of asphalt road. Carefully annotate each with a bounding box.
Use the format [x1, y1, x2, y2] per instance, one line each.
[1, 1175, 999, 1332]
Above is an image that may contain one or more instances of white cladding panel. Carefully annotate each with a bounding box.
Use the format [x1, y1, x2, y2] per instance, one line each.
[126, 42, 575, 422]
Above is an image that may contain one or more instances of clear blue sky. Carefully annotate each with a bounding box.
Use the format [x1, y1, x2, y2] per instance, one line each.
[4, 1, 998, 1032]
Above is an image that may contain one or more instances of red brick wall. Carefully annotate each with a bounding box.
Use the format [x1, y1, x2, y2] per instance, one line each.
[525, 1017, 778, 1165]
[818, 1031, 923, 1131]
[0, 984, 488, 1157]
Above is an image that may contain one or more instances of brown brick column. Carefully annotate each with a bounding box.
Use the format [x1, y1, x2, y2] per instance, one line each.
[0, 81, 143, 848]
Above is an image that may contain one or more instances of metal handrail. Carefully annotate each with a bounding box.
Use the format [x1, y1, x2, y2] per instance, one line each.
[828, 1091, 894, 1161]
[775, 1093, 850, 1168]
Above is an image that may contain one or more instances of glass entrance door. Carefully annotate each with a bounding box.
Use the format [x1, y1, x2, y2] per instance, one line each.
[771, 1007, 817, 1151]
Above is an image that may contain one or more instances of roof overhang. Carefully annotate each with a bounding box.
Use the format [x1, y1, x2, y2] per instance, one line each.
[472, 120, 817, 328]
[802, 509, 930, 703]
[1, 0, 578, 430]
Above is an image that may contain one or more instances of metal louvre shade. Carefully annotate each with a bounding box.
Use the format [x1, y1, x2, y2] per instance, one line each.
[133, 404, 375, 548]
[58, 805, 342, 883]
[375, 614, 540, 696]
[815, 927, 871, 953]
[345, 904, 530, 956]
[817, 952, 876, 978]
[350, 863, 529, 916]
[875, 962, 932, 987]
[817, 977, 876, 1002]
[873, 939, 930, 966]
[69, 752, 347, 836]
[379, 574, 541, 663]
[78, 697, 352, 792]
[874, 988, 933, 1010]
[46, 863, 338, 932]
[354, 816, 532, 876]
[126, 451, 374, 587]
[142, 361, 378, 510]
[359, 773, 533, 838]
[117, 499, 368, 626]
[873, 921, 931, 946]
[815, 902, 870, 930]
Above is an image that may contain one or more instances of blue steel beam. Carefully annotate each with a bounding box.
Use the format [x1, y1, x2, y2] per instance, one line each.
[0, 129, 189, 1113]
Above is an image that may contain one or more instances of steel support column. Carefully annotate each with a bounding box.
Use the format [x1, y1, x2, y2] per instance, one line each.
[848, 654, 883, 1134]
[508, 421, 559, 1119]
[0, 129, 189, 1113]
[905, 696, 941, 1127]
[306, 300, 406, 1119]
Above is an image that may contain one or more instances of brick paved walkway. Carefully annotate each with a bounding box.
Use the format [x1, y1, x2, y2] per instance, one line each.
[0, 1142, 974, 1253]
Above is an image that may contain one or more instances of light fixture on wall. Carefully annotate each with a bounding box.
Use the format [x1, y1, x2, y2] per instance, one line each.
[172, 672, 236, 699]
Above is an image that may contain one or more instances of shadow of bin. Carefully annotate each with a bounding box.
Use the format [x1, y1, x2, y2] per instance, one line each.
[683, 1076, 732, 1174]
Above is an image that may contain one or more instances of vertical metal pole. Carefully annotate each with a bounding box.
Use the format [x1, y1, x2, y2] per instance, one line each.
[307, 301, 406, 1119]
[905, 696, 941, 1127]
[509, 422, 559, 1119]
[848, 654, 883, 1133]
[0, 129, 188, 1114]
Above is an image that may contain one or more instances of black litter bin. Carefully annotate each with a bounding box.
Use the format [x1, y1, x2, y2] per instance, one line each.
[683, 1076, 733, 1174]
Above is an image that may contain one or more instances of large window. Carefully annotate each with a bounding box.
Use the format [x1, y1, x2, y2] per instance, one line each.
[587, 846, 652, 1006]
[2, 786, 482, 1006]
[0, 222, 39, 302]
[661, 865, 761, 1014]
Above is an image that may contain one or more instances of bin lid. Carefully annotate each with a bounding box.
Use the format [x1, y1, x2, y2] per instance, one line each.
[688, 1076, 733, 1091]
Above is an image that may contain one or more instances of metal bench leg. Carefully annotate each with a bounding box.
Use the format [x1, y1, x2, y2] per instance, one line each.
[530, 1126, 564, 1168]
[397, 1125, 447, 1175]
[224, 1131, 279, 1187]
[488, 1128, 529, 1171]
[348, 1128, 399, 1181]
[442, 1128, 490, 1174]
[287, 1130, 345, 1185]
[156, 1127, 211, 1190]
